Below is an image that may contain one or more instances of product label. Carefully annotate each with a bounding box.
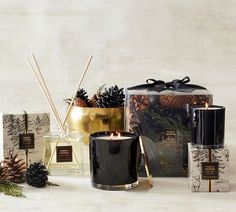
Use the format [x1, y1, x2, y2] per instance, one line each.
[201, 162, 219, 180]
[19, 133, 35, 149]
[56, 146, 73, 162]
[160, 130, 177, 145]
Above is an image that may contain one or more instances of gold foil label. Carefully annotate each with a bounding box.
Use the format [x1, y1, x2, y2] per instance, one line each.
[201, 162, 219, 180]
[56, 146, 73, 162]
[19, 133, 35, 149]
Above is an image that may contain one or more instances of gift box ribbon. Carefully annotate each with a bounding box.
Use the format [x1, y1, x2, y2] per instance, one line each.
[128, 76, 207, 92]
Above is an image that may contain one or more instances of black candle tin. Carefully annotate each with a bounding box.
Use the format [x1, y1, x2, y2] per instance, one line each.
[89, 131, 139, 190]
[191, 105, 225, 149]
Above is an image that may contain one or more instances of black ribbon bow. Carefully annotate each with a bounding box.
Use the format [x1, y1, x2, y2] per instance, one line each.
[128, 76, 206, 93]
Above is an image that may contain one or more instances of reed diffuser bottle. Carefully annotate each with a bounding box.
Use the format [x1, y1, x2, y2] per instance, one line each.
[43, 127, 83, 175]
[27, 54, 91, 176]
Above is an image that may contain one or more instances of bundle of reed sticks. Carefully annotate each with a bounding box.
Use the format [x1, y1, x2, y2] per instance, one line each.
[27, 53, 93, 168]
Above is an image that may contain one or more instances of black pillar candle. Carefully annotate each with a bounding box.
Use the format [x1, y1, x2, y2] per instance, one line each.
[89, 131, 139, 190]
[191, 104, 225, 149]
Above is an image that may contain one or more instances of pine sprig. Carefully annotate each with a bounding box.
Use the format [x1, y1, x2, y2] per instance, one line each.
[0, 182, 25, 197]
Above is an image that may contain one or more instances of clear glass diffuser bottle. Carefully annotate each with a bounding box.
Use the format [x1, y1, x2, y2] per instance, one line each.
[43, 130, 83, 175]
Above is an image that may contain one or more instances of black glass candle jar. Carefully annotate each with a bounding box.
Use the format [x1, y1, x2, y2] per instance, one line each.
[191, 104, 225, 149]
[89, 131, 139, 190]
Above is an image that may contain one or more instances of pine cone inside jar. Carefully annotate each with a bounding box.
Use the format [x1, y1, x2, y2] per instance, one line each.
[26, 162, 48, 188]
[191, 95, 213, 106]
[3, 150, 26, 183]
[159, 95, 212, 108]
[130, 95, 150, 111]
[0, 162, 8, 182]
[159, 95, 193, 108]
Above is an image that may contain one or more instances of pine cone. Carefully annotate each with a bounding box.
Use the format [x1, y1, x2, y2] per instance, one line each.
[159, 95, 212, 108]
[192, 95, 213, 106]
[76, 88, 89, 103]
[159, 95, 192, 108]
[87, 84, 105, 107]
[74, 98, 88, 107]
[96, 85, 125, 108]
[0, 162, 8, 182]
[88, 95, 97, 107]
[3, 150, 26, 183]
[26, 162, 48, 188]
[73, 88, 91, 107]
[130, 95, 150, 111]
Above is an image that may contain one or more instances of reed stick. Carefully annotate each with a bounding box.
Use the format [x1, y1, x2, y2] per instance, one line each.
[27, 55, 81, 169]
[27, 59, 61, 131]
[32, 54, 65, 133]
[27, 58, 62, 132]
[63, 55, 93, 125]
[139, 136, 153, 187]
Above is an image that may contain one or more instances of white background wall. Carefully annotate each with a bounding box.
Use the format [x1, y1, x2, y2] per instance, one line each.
[0, 0, 235, 142]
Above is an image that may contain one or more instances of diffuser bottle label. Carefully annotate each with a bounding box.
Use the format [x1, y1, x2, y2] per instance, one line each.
[201, 162, 219, 180]
[56, 146, 73, 162]
[19, 133, 35, 149]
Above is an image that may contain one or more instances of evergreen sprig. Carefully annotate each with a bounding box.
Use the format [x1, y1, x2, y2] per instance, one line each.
[141, 109, 191, 140]
[0, 182, 25, 197]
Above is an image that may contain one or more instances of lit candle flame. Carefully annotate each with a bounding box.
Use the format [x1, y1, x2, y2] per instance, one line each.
[205, 102, 209, 109]
[109, 132, 121, 140]
[110, 133, 114, 140]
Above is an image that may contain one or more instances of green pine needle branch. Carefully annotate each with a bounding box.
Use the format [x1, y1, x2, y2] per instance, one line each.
[0, 182, 25, 197]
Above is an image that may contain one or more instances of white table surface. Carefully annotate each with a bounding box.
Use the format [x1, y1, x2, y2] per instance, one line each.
[1, 145, 236, 212]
